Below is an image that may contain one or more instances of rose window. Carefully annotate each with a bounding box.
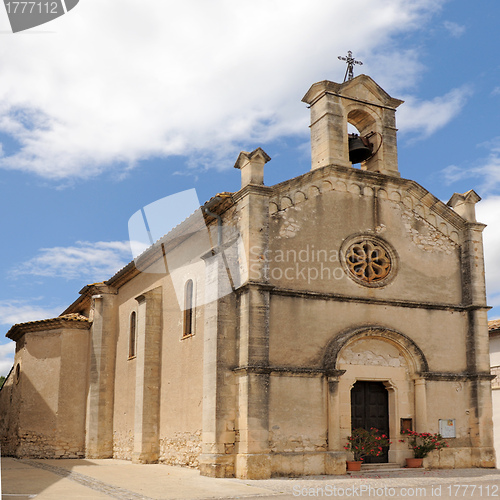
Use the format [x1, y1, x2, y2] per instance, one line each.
[345, 239, 392, 284]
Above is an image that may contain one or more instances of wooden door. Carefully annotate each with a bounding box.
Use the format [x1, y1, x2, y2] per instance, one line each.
[350, 381, 389, 463]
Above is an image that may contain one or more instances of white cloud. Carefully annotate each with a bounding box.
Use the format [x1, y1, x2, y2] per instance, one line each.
[365, 49, 426, 93]
[397, 86, 471, 138]
[0, 342, 15, 378]
[0, 0, 446, 179]
[11, 241, 132, 281]
[442, 139, 500, 193]
[474, 158, 500, 193]
[0, 300, 63, 326]
[476, 196, 500, 310]
[443, 20, 466, 38]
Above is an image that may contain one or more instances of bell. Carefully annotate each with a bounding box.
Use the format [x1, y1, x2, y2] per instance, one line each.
[348, 134, 373, 164]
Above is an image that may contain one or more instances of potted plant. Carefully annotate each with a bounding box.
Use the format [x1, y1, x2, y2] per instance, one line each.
[344, 427, 391, 471]
[399, 430, 448, 467]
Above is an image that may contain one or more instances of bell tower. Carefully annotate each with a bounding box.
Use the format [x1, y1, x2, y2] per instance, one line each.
[302, 75, 404, 177]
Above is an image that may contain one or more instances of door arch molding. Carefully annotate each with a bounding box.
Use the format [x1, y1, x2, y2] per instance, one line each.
[322, 326, 428, 375]
[323, 326, 428, 465]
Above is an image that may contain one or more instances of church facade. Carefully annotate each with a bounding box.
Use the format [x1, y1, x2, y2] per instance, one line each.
[0, 75, 495, 478]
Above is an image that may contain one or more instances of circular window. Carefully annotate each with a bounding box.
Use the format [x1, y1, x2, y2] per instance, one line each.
[341, 235, 396, 287]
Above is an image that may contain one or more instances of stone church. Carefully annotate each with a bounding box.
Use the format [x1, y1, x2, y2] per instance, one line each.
[0, 75, 495, 479]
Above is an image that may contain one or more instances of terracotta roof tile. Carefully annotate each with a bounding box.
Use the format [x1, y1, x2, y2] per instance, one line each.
[488, 319, 500, 333]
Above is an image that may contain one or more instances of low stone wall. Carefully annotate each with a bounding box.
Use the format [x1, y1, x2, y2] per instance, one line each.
[269, 451, 347, 477]
[12, 431, 84, 459]
[425, 447, 496, 469]
[0, 433, 20, 457]
[113, 430, 134, 460]
[159, 431, 202, 467]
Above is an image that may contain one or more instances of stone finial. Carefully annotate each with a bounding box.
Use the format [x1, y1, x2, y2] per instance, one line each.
[234, 147, 271, 188]
[447, 189, 481, 222]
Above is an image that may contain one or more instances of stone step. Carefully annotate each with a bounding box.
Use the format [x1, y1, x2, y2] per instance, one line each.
[359, 463, 416, 472]
[361, 463, 400, 470]
[346, 462, 424, 474]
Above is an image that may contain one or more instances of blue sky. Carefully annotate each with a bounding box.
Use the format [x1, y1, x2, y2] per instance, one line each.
[0, 0, 499, 375]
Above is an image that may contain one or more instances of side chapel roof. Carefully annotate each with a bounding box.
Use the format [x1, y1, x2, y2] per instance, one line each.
[489, 319, 500, 335]
[6, 313, 90, 342]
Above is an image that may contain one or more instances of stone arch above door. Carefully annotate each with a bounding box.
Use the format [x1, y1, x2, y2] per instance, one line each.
[323, 326, 428, 465]
[323, 326, 428, 376]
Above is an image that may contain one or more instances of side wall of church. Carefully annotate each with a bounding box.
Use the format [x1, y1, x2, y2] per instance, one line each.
[112, 232, 205, 466]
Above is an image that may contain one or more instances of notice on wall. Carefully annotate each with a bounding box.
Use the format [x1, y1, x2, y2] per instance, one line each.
[439, 419, 456, 438]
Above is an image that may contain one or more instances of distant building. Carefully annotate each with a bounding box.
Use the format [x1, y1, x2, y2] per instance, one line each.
[0, 75, 495, 478]
[489, 319, 500, 463]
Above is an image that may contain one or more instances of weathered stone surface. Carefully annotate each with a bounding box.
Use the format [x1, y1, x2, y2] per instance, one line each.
[159, 431, 202, 467]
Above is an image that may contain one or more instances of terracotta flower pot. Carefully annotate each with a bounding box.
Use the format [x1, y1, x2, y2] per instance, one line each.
[346, 460, 362, 471]
[405, 458, 423, 468]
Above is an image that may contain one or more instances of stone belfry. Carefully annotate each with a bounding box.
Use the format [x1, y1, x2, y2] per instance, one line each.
[302, 74, 403, 176]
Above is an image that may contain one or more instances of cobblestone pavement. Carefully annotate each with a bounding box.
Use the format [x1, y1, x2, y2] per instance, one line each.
[1, 458, 499, 500]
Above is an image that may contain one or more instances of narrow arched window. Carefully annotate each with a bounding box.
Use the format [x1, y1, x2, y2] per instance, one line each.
[183, 279, 194, 338]
[129, 311, 137, 358]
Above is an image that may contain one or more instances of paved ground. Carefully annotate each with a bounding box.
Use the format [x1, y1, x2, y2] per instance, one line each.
[1, 458, 499, 500]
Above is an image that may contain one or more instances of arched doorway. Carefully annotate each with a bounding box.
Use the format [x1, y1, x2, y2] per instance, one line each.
[323, 327, 428, 465]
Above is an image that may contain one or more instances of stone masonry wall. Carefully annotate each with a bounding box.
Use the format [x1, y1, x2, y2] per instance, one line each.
[15, 431, 84, 459]
[159, 431, 202, 467]
[113, 430, 134, 460]
[112, 431, 202, 465]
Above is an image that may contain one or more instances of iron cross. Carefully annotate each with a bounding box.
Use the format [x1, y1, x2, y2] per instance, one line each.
[338, 50, 363, 82]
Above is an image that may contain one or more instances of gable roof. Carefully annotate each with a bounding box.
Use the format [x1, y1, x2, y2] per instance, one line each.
[302, 74, 404, 109]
